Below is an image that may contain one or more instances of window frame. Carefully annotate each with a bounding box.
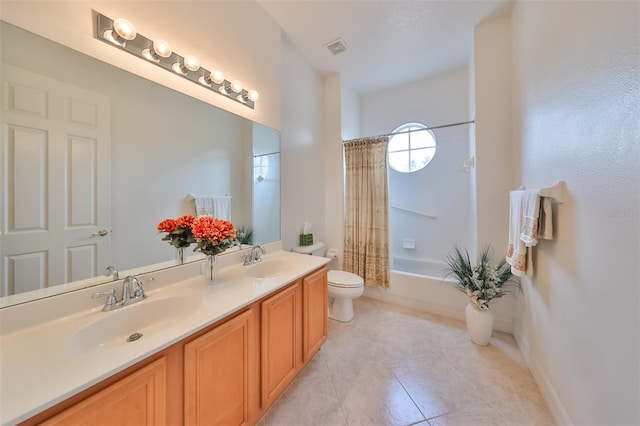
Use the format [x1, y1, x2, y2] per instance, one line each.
[387, 122, 436, 173]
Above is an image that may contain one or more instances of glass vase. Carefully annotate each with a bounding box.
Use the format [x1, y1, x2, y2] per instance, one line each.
[175, 247, 185, 265]
[205, 254, 218, 283]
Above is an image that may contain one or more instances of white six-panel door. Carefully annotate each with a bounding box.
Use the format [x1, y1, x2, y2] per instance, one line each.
[1, 65, 111, 297]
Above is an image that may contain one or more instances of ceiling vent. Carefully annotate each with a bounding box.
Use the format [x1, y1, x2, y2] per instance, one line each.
[325, 38, 347, 55]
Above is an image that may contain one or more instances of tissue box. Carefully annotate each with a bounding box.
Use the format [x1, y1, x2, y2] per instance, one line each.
[299, 234, 314, 246]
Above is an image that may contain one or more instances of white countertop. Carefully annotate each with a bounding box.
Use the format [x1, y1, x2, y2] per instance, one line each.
[0, 249, 330, 425]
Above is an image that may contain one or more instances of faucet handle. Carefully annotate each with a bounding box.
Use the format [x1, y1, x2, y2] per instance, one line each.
[92, 289, 117, 311]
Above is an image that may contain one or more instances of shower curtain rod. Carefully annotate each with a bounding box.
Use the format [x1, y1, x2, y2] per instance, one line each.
[253, 151, 279, 158]
[343, 119, 475, 143]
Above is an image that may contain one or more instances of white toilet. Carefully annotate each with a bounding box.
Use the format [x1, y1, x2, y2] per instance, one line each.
[292, 242, 364, 322]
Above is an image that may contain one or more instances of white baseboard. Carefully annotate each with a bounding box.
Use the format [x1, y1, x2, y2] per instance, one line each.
[514, 329, 573, 425]
[362, 287, 513, 333]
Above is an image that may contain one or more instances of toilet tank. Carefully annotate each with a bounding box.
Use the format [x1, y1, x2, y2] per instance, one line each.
[292, 242, 325, 256]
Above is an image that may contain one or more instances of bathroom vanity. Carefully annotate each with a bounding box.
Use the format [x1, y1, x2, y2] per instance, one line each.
[0, 246, 329, 425]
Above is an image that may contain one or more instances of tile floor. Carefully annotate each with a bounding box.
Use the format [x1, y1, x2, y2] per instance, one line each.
[258, 297, 555, 426]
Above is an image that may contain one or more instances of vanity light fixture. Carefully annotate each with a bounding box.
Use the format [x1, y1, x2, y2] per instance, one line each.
[95, 12, 258, 109]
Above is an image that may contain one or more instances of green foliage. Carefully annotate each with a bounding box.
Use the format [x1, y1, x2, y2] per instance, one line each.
[236, 226, 255, 245]
[443, 245, 519, 310]
[161, 228, 195, 249]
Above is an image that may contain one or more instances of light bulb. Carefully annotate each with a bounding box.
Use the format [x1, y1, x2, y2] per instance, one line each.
[247, 90, 259, 102]
[230, 80, 243, 94]
[183, 55, 200, 72]
[172, 55, 200, 75]
[143, 39, 172, 61]
[210, 70, 225, 85]
[152, 39, 172, 58]
[113, 18, 136, 41]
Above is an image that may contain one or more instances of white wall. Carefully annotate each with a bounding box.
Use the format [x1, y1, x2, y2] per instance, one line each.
[322, 74, 344, 266]
[279, 34, 324, 251]
[472, 13, 518, 341]
[340, 82, 361, 141]
[509, 2, 640, 424]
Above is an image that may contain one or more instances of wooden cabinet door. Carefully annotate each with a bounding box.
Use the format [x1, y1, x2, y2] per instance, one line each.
[260, 281, 302, 408]
[303, 267, 328, 362]
[42, 357, 166, 426]
[184, 309, 253, 426]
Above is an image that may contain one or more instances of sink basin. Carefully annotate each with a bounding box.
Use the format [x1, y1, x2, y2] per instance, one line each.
[246, 259, 288, 279]
[66, 296, 201, 353]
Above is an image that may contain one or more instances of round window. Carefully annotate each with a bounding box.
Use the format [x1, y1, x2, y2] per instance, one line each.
[387, 122, 436, 173]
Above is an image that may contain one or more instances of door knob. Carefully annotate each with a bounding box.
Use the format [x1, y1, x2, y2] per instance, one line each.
[91, 229, 109, 238]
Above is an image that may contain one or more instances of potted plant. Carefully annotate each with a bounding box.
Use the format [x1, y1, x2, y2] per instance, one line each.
[236, 225, 255, 245]
[444, 245, 519, 345]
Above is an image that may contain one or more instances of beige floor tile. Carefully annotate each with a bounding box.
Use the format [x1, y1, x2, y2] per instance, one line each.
[330, 359, 426, 426]
[262, 373, 346, 426]
[263, 297, 554, 426]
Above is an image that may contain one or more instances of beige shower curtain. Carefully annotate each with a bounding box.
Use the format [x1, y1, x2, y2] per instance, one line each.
[343, 136, 390, 288]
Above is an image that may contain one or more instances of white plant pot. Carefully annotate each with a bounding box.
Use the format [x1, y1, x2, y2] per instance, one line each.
[465, 303, 494, 346]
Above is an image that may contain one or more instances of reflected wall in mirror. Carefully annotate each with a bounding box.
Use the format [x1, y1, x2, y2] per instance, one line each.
[0, 21, 280, 305]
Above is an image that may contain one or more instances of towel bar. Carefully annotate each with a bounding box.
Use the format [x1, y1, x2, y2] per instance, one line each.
[517, 181, 565, 203]
[187, 193, 232, 200]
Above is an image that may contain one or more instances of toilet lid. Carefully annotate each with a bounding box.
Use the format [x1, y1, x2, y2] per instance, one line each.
[328, 270, 364, 288]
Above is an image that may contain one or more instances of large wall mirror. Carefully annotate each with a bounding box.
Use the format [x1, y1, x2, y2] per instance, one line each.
[0, 21, 281, 307]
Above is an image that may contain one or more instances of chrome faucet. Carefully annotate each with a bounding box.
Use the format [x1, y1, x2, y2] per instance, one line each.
[92, 275, 151, 311]
[121, 275, 145, 305]
[104, 266, 119, 280]
[243, 245, 266, 266]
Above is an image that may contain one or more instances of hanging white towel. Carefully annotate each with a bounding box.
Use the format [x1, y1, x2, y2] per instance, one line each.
[519, 190, 541, 246]
[212, 196, 231, 220]
[193, 196, 231, 220]
[506, 189, 540, 277]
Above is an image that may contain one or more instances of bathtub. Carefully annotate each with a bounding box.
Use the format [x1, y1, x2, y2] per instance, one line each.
[391, 257, 449, 279]
[362, 256, 514, 332]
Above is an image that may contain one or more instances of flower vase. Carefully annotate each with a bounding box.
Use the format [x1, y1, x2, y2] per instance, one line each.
[205, 254, 218, 283]
[465, 303, 494, 346]
[175, 247, 185, 265]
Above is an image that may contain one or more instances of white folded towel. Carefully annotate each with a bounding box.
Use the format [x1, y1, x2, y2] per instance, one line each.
[193, 196, 231, 220]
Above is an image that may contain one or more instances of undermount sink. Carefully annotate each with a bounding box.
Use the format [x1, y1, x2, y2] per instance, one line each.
[66, 296, 201, 353]
[245, 259, 288, 279]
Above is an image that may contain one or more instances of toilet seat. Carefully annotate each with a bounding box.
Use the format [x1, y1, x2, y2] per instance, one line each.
[328, 270, 364, 288]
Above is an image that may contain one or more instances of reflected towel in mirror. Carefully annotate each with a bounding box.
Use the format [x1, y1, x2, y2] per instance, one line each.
[193, 196, 231, 220]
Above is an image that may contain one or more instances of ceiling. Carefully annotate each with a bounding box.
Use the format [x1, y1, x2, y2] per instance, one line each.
[257, 0, 513, 95]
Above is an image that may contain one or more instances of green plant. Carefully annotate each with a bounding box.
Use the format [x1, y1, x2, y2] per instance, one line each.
[236, 226, 255, 245]
[443, 245, 519, 310]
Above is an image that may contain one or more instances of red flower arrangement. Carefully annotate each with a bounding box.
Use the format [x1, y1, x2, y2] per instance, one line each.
[157, 214, 196, 249]
[191, 216, 237, 256]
